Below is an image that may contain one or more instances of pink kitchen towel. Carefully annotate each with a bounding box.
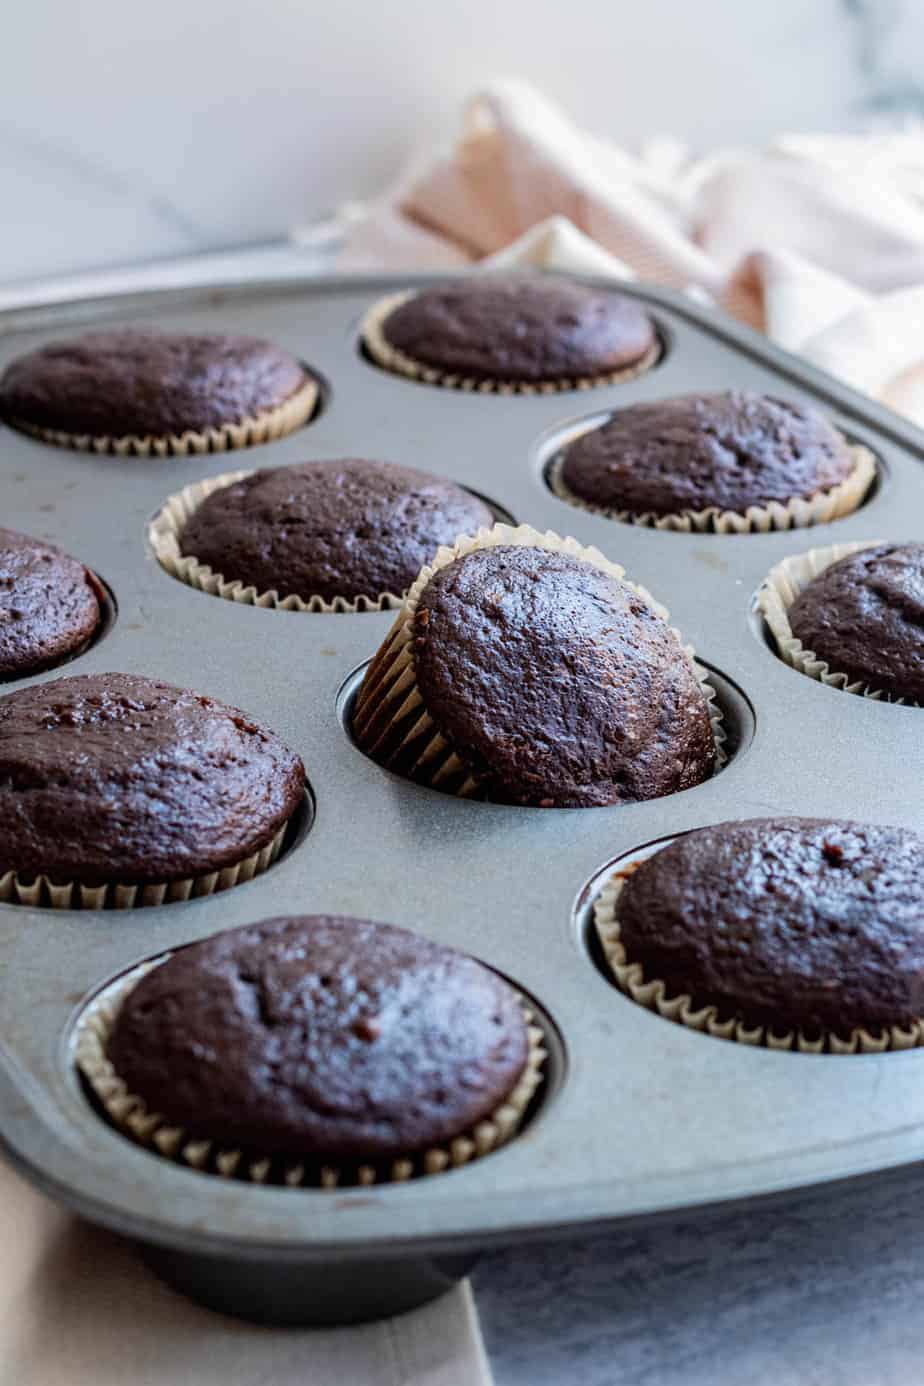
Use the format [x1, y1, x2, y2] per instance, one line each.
[340, 77, 924, 425]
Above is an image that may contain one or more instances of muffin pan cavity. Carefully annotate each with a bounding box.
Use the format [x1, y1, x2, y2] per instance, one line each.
[1, 276, 922, 1327]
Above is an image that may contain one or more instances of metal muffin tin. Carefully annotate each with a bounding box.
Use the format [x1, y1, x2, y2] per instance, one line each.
[1, 275, 922, 1326]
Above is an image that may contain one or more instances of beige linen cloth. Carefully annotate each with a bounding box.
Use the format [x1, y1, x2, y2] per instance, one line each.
[341, 77, 924, 426]
[0, 1158, 490, 1385]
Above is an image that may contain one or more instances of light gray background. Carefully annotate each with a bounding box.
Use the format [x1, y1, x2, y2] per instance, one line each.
[3, 0, 924, 281]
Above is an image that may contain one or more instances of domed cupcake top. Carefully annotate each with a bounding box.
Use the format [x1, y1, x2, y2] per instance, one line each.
[788, 542, 924, 703]
[614, 817, 924, 1035]
[376, 275, 657, 384]
[106, 914, 531, 1161]
[0, 672, 304, 886]
[0, 328, 311, 440]
[560, 391, 856, 516]
[178, 458, 495, 603]
[409, 543, 715, 806]
[0, 526, 101, 677]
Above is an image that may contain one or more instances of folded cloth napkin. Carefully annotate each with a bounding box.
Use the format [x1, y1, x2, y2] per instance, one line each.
[340, 78, 924, 426]
[0, 1160, 490, 1386]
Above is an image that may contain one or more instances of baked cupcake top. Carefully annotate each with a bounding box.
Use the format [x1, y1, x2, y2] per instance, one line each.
[615, 817, 924, 1035]
[0, 329, 311, 440]
[411, 545, 715, 806]
[378, 275, 656, 384]
[0, 672, 304, 886]
[788, 542, 924, 702]
[179, 459, 495, 602]
[107, 914, 530, 1161]
[0, 527, 101, 677]
[560, 391, 855, 516]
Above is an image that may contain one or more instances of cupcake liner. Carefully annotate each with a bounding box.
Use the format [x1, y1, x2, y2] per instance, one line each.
[547, 441, 876, 534]
[74, 960, 547, 1188]
[0, 822, 289, 911]
[594, 868, 924, 1054]
[756, 539, 920, 706]
[7, 377, 318, 458]
[360, 291, 661, 396]
[149, 470, 404, 614]
[352, 523, 726, 799]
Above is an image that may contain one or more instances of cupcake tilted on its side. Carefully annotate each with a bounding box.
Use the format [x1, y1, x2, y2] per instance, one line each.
[353, 524, 720, 806]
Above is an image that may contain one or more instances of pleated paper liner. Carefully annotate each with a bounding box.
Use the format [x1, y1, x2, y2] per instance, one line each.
[352, 523, 726, 800]
[75, 960, 547, 1189]
[594, 870, 924, 1054]
[546, 442, 876, 533]
[756, 539, 921, 706]
[360, 291, 662, 395]
[0, 822, 288, 911]
[149, 470, 404, 614]
[5, 375, 318, 458]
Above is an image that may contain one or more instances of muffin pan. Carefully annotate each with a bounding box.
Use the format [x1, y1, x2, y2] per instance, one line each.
[0, 275, 922, 1327]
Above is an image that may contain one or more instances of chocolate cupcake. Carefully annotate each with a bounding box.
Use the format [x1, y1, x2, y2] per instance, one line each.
[0, 329, 318, 455]
[553, 392, 874, 532]
[786, 543, 924, 703]
[151, 458, 495, 612]
[75, 915, 546, 1186]
[362, 274, 659, 393]
[757, 540, 923, 704]
[0, 526, 102, 678]
[595, 817, 924, 1052]
[353, 525, 720, 806]
[0, 672, 304, 908]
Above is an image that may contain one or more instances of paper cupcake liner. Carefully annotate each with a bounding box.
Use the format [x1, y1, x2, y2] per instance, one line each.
[546, 442, 876, 533]
[594, 869, 924, 1054]
[149, 469, 404, 614]
[6, 377, 318, 458]
[756, 539, 920, 706]
[352, 523, 726, 799]
[361, 291, 661, 395]
[74, 960, 547, 1188]
[0, 822, 288, 911]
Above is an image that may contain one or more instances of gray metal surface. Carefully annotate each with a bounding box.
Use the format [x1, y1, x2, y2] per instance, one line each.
[0, 275, 922, 1275]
